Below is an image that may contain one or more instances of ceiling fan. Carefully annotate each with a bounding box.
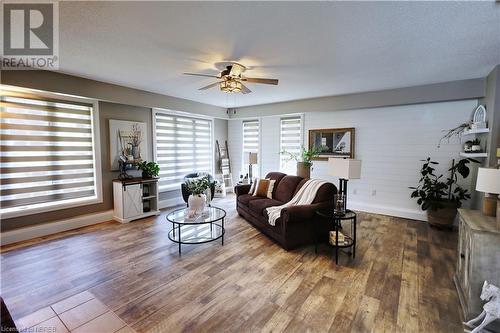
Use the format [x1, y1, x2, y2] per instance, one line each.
[183, 62, 278, 94]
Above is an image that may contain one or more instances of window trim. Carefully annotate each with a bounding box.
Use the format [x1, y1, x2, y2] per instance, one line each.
[0, 85, 102, 219]
[152, 108, 215, 192]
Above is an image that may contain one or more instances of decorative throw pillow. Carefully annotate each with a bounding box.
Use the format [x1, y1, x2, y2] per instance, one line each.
[252, 178, 276, 199]
[266, 180, 276, 199]
[254, 179, 270, 197]
[248, 178, 258, 194]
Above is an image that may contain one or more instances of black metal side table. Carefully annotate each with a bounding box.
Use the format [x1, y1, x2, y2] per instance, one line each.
[315, 209, 357, 264]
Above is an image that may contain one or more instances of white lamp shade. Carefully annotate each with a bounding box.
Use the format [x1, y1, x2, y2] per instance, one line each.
[244, 152, 258, 165]
[476, 168, 500, 194]
[328, 158, 362, 179]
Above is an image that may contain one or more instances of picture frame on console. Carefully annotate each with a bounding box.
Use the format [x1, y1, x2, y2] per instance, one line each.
[309, 128, 355, 160]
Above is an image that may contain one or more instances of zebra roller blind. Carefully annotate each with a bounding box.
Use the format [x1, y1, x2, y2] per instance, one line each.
[280, 116, 302, 174]
[0, 89, 99, 217]
[242, 120, 259, 177]
[154, 111, 213, 192]
[242, 120, 259, 154]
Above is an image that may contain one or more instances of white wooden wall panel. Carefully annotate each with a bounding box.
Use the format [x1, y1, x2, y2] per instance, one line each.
[260, 116, 281, 176]
[228, 99, 478, 221]
[306, 99, 478, 220]
[228, 119, 243, 184]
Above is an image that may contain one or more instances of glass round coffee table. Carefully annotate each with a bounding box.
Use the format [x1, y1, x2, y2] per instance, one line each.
[166, 206, 226, 254]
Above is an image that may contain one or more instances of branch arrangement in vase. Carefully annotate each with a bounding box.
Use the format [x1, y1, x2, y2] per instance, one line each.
[281, 146, 320, 167]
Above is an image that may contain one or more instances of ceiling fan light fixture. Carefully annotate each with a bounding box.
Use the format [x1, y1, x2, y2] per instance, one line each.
[220, 79, 242, 93]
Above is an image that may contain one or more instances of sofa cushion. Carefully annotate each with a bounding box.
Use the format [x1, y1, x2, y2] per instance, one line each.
[248, 198, 283, 216]
[274, 175, 304, 203]
[237, 194, 264, 206]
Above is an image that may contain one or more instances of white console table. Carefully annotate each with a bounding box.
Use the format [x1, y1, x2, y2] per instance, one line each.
[113, 177, 160, 223]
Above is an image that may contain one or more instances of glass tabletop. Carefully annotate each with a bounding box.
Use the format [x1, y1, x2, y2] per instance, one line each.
[166, 206, 226, 224]
[316, 208, 356, 220]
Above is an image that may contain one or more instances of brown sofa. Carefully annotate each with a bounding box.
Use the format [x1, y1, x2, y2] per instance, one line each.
[235, 172, 337, 250]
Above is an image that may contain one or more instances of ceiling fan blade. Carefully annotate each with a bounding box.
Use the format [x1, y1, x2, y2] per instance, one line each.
[241, 77, 279, 85]
[198, 82, 220, 91]
[184, 72, 220, 78]
[240, 83, 252, 94]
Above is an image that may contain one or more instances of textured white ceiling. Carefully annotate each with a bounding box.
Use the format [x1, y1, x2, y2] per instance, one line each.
[59, 1, 500, 108]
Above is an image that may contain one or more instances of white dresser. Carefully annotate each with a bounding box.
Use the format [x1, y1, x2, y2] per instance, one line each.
[113, 178, 160, 223]
[454, 209, 500, 333]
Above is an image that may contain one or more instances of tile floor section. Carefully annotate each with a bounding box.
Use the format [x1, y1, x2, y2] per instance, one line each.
[15, 291, 135, 333]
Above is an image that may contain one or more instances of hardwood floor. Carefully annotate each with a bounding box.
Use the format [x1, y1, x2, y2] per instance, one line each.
[1, 195, 463, 332]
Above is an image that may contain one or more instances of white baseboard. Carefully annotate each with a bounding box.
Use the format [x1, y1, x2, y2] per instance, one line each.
[1, 210, 114, 246]
[158, 197, 185, 210]
[348, 201, 427, 222]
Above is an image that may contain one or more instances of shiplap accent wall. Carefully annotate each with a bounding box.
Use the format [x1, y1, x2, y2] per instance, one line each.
[228, 99, 479, 221]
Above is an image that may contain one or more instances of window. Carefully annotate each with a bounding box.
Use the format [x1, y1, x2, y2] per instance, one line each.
[0, 87, 101, 218]
[280, 116, 302, 175]
[154, 110, 213, 192]
[242, 120, 259, 178]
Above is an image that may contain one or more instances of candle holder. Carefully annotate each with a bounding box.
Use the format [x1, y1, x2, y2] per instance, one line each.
[334, 193, 346, 215]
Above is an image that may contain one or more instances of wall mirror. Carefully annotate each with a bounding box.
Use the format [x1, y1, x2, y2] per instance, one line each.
[308, 128, 355, 160]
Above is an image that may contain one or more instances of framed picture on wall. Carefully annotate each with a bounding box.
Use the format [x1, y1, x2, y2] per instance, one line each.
[109, 120, 148, 171]
[308, 128, 355, 160]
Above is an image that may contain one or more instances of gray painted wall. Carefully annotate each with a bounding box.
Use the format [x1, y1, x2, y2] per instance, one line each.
[483, 65, 500, 168]
[229, 78, 486, 118]
[1, 70, 228, 119]
[1, 72, 229, 232]
[2, 102, 152, 231]
[471, 65, 500, 209]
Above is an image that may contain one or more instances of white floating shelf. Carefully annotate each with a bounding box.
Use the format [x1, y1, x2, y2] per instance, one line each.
[462, 128, 490, 135]
[460, 152, 488, 158]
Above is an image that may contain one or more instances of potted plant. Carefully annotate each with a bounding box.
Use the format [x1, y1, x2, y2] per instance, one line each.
[137, 161, 160, 178]
[185, 175, 211, 213]
[281, 146, 320, 178]
[471, 138, 481, 152]
[409, 157, 479, 228]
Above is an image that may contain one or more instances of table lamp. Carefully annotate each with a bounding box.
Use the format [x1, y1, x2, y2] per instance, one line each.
[475, 168, 500, 223]
[328, 158, 362, 211]
[244, 152, 258, 184]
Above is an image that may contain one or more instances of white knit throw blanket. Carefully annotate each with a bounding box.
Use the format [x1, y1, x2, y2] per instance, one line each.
[266, 179, 327, 226]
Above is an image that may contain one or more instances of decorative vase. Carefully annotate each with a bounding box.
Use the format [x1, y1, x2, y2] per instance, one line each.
[471, 145, 481, 153]
[131, 145, 140, 159]
[188, 194, 206, 214]
[427, 201, 459, 229]
[297, 162, 311, 179]
[142, 171, 152, 178]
